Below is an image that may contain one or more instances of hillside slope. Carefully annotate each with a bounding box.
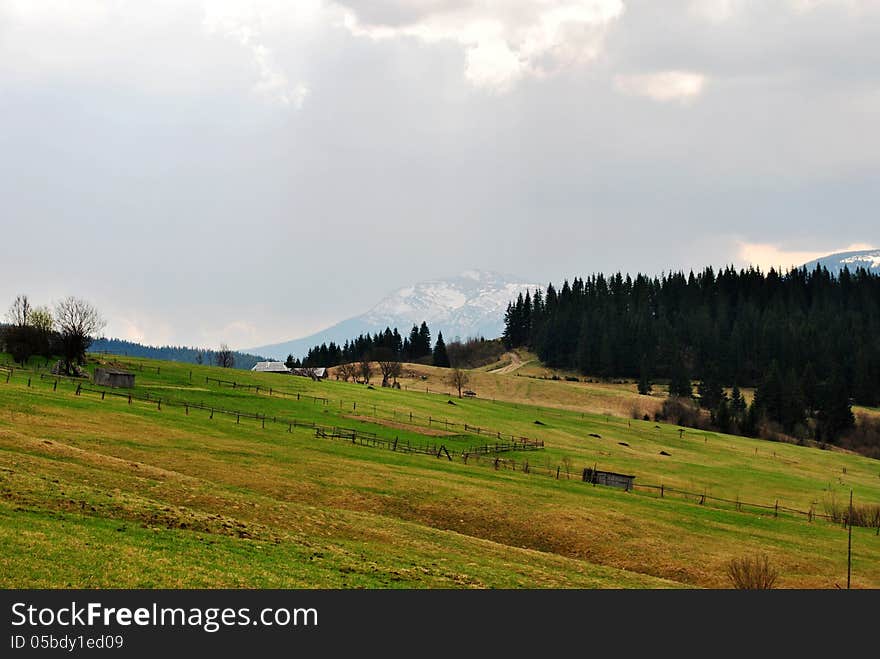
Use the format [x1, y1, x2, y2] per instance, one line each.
[1, 354, 878, 588]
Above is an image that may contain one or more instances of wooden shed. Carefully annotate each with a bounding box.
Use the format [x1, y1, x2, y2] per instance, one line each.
[93, 367, 135, 389]
[582, 467, 635, 491]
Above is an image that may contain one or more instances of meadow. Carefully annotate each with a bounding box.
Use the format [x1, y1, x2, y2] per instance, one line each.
[1, 353, 878, 588]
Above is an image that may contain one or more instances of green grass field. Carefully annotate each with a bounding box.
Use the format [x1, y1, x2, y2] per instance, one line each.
[1, 353, 878, 588]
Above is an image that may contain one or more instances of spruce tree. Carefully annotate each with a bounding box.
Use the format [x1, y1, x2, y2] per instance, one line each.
[815, 375, 855, 443]
[432, 332, 450, 368]
[418, 322, 431, 359]
[668, 360, 692, 398]
[697, 369, 724, 410]
[638, 359, 652, 395]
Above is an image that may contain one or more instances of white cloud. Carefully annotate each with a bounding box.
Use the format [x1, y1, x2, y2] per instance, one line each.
[736, 241, 876, 271]
[339, 0, 625, 92]
[614, 70, 707, 103]
[202, 1, 313, 108]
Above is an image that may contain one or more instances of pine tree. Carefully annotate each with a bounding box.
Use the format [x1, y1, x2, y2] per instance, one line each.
[637, 359, 652, 395]
[668, 360, 692, 398]
[730, 385, 746, 418]
[754, 361, 784, 424]
[417, 322, 431, 359]
[697, 369, 724, 410]
[432, 332, 450, 368]
[713, 398, 733, 434]
[815, 374, 855, 443]
[801, 362, 819, 414]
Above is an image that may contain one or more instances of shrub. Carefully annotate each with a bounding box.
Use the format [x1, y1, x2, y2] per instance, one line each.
[726, 554, 778, 589]
[657, 396, 707, 429]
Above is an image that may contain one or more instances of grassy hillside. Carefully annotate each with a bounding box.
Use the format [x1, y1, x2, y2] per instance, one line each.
[1, 354, 878, 588]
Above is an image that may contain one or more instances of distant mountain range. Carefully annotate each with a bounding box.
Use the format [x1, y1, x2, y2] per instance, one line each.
[249, 270, 541, 360]
[802, 248, 880, 275]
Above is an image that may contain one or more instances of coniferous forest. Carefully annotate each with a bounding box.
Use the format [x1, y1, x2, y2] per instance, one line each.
[502, 265, 880, 449]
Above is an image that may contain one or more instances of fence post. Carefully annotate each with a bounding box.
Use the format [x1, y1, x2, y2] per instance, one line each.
[237, 414, 240, 424]
[53, 379, 58, 392]
[75, 384, 81, 396]
[27, 377, 31, 388]
[101, 391, 105, 400]
[556, 466, 560, 479]
[185, 404, 189, 415]
[157, 400, 161, 411]
[210, 408, 214, 419]
[128, 394, 132, 405]
[774, 500, 778, 518]
[660, 484, 664, 498]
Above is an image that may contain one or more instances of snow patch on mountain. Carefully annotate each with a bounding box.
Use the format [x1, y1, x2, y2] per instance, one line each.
[248, 270, 541, 360]
[802, 248, 880, 274]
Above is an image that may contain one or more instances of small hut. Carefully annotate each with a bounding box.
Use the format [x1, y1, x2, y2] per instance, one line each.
[93, 367, 135, 389]
[582, 467, 635, 491]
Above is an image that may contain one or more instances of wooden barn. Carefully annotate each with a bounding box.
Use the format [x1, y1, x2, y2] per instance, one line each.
[582, 467, 635, 491]
[93, 367, 135, 389]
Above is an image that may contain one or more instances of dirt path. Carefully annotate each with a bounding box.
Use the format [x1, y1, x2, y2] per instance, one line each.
[489, 352, 531, 375]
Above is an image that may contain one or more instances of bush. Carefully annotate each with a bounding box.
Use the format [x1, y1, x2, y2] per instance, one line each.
[839, 414, 880, 460]
[823, 494, 880, 529]
[726, 554, 779, 589]
[656, 396, 707, 429]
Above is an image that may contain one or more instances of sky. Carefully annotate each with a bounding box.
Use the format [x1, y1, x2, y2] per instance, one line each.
[1, 0, 878, 349]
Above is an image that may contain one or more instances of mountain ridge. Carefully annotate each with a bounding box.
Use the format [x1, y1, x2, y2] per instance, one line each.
[802, 248, 880, 274]
[249, 270, 540, 360]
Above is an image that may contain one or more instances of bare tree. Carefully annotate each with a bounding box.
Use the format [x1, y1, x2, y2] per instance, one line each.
[5, 295, 31, 326]
[54, 297, 105, 374]
[359, 358, 373, 384]
[300, 366, 318, 380]
[447, 367, 470, 398]
[337, 362, 355, 382]
[374, 347, 402, 387]
[215, 344, 235, 369]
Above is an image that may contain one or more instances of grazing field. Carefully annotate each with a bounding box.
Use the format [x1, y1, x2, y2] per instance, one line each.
[1, 354, 878, 588]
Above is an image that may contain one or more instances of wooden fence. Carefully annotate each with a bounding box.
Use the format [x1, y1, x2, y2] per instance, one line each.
[202, 375, 542, 444]
[4, 365, 878, 531]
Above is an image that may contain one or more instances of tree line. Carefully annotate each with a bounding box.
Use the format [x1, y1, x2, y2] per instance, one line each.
[503, 265, 880, 446]
[1, 294, 104, 375]
[289, 321, 451, 369]
[89, 337, 266, 371]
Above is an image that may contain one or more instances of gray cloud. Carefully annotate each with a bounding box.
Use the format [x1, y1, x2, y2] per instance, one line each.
[0, 0, 877, 347]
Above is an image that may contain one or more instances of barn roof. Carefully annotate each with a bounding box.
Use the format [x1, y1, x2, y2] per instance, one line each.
[251, 361, 290, 373]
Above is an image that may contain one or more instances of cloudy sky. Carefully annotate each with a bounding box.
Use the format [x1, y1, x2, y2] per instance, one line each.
[2, 0, 878, 348]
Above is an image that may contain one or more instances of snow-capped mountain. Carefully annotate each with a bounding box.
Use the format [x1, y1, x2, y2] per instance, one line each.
[249, 270, 541, 360]
[802, 248, 880, 275]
